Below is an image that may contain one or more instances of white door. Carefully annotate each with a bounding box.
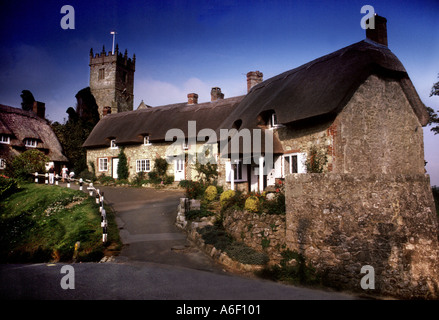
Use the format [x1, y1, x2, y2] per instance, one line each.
[112, 158, 119, 179]
[174, 158, 185, 181]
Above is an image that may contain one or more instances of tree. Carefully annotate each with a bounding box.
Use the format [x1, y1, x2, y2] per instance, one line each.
[51, 87, 100, 175]
[428, 74, 439, 135]
[117, 148, 129, 180]
[8, 149, 49, 181]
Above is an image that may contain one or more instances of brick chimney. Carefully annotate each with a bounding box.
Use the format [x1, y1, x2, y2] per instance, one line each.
[211, 87, 224, 101]
[32, 101, 45, 119]
[366, 14, 388, 46]
[247, 71, 263, 93]
[187, 93, 198, 105]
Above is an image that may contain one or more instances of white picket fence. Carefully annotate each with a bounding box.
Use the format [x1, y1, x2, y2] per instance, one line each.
[33, 172, 108, 243]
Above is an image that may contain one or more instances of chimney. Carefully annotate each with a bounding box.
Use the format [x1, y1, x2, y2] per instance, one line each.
[211, 87, 224, 101]
[32, 101, 45, 119]
[103, 106, 112, 116]
[187, 93, 198, 105]
[366, 14, 388, 46]
[247, 71, 263, 93]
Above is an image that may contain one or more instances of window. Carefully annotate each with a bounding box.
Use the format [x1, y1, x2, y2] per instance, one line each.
[0, 135, 10, 144]
[99, 68, 105, 80]
[283, 153, 306, 176]
[0, 158, 5, 170]
[98, 158, 108, 172]
[233, 160, 243, 181]
[144, 136, 151, 146]
[110, 139, 118, 149]
[226, 159, 247, 182]
[136, 159, 151, 172]
[24, 138, 37, 148]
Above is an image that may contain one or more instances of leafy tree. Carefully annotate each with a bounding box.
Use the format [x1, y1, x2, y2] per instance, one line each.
[117, 148, 129, 180]
[427, 75, 439, 135]
[8, 149, 49, 181]
[51, 87, 100, 174]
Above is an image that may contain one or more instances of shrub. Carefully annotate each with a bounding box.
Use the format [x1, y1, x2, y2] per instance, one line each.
[204, 185, 218, 202]
[0, 175, 19, 200]
[220, 189, 236, 207]
[179, 180, 205, 199]
[245, 196, 260, 213]
[117, 148, 129, 180]
[9, 149, 49, 181]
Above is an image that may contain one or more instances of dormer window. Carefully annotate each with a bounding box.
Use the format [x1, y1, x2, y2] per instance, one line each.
[24, 138, 37, 148]
[269, 112, 284, 129]
[144, 135, 151, 146]
[0, 135, 10, 144]
[110, 139, 118, 149]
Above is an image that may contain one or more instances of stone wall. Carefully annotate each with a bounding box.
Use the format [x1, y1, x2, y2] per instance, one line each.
[285, 173, 439, 299]
[223, 209, 286, 263]
[333, 75, 425, 175]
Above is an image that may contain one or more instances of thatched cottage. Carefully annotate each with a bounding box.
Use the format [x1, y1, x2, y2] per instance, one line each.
[0, 104, 68, 172]
[84, 15, 429, 191]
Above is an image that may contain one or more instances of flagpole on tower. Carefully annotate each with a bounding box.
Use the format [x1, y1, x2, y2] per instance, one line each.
[110, 31, 117, 54]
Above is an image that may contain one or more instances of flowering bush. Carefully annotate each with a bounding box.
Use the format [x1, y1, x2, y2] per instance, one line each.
[204, 185, 218, 202]
[244, 196, 260, 213]
[220, 189, 236, 207]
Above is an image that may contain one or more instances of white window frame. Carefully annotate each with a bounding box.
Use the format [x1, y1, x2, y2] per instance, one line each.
[0, 135, 10, 144]
[282, 153, 306, 177]
[98, 158, 108, 172]
[24, 138, 37, 148]
[143, 136, 151, 146]
[110, 139, 118, 149]
[225, 159, 247, 182]
[0, 158, 6, 170]
[136, 159, 151, 172]
[270, 112, 284, 129]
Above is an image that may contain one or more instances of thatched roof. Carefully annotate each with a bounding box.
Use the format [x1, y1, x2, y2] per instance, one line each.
[0, 105, 68, 162]
[83, 95, 244, 148]
[217, 40, 430, 132]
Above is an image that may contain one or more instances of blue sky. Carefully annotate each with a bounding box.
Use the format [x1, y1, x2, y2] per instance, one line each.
[0, 0, 438, 184]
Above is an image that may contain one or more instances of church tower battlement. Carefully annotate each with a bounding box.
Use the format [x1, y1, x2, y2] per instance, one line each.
[89, 45, 135, 117]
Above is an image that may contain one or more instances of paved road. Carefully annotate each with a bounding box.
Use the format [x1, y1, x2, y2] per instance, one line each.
[0, 185, 358, 300]
[100, 186, 223, 272]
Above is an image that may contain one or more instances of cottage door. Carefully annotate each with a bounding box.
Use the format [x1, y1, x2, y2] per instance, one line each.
[174, 158, 185, 181]
[112, 158, 119, 179]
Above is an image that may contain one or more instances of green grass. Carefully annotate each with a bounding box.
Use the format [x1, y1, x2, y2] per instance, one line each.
[0, 183, 120, 263]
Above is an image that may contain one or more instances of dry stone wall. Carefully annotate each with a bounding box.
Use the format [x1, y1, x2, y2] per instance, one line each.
[223, 209, 286, 263]
[285, 173, 439, 299]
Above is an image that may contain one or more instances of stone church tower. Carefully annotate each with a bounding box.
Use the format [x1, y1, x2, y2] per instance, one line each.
[89, 45, 135, 117]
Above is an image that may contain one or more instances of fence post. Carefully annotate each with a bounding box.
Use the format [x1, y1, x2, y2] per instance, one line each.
[45, 173, 48, 184]
[55, 174, 59, 186]
[79, 178, 83, 191]
[35, 172, 38, 184]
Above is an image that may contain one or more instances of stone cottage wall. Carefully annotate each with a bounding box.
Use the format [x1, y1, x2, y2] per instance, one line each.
[333, 75, 425, 175]
[285, 173, 439, 299]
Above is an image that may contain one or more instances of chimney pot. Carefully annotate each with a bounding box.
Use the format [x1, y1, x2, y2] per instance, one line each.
[247, 71, 263, 93]
[211, 87, 224, 101]
[366, 14, 388, 46]
[187, 93, 198, 105]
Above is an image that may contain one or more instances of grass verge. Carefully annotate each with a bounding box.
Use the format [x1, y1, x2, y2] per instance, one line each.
[0, 183, 121, 263]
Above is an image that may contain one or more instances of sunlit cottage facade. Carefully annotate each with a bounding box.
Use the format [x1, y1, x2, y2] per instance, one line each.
[84, 16, 430, 192]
